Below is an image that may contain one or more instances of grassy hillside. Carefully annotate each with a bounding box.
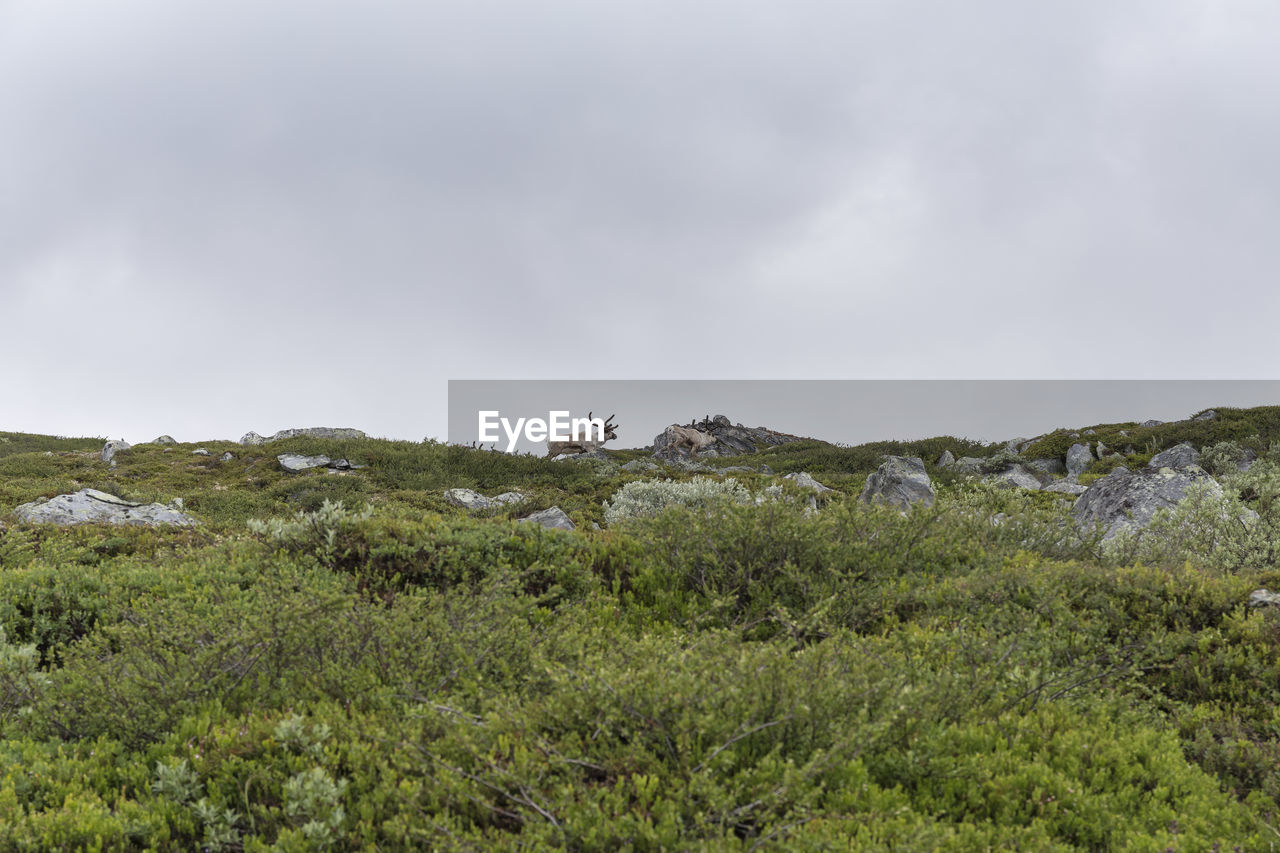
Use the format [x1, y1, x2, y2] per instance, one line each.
[0, 412, 1278, 849]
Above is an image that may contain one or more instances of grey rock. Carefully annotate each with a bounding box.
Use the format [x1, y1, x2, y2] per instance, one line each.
[1066, 443, 1094, 480]
[277, 453, 332, 473]
[718, 466, 757, 474]
[153, 435, 177, 444]
[102, 440, 130, 464]
[1096, 441, 1109, 457]
[987, 464, 1043, 491]
[240, 431, 267, 446]
[1248, 589, 1280, 608]
[220, 452, 235, 462]
[328, 458, 368, 471]
[443, 489, 525, 510]
[519, 506, 575, 531]
[1147, 442, 1201, 471]
[621, 460, 660, 473]
[1026, 458, 1065, 476]
[1073, 464, 1222, 539]
[860, 456, 935, 509]
[938, 450, 956, 467]
[1140, 420, 1163, 428]
[443, 488, 494, 510]
[784, 472, 834, 493]
[952, 456, 986, 474]
[1083, 429, 1096, 436]
[13, 488, 197, 528]
[1193, 410, 1218, 421]
[1118, 430, 1129, 437]
[1004, 437, 1029, 453]
[1044, 480, 1089, 496]
[192, 448, 211, 456]
[1239, 449, 1259, 472]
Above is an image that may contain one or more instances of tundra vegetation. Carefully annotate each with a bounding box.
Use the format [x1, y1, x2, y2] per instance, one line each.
[0, 409, 1279, 849]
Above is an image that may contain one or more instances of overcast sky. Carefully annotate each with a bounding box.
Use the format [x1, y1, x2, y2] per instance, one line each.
[3, 1, 1278, 443]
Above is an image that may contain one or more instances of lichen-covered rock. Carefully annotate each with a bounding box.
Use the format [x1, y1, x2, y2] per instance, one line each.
[443, 489, 525, 510]
[1066, 443, 1093, 480]
[937, 450, 956, 467]
[860, 456, 935, 508]
[13, 488, 197, 527]
[153, 435, 177, 445]
[192, 448, 211, 456]
[102, 440, 130, 463]
[519, 506, 575, 530]
[220, 452, 235, 462]
[1147, 442, 1201, 471]
[1073, 464, 1222, 539]
[240, 431, 267, 446]
[278, 454, 331, 473]
[1044, 480, 1089, 496]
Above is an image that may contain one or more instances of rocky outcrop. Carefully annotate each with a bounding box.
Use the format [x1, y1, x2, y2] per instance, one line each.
[652, 415, 804, 461]
[518, 506, 575, 530]
[242, 427, 366, 446]
[1147, 442, 1200, 471]
[860, 456, 935, 509]
[1193, 410, 1217, 421]
[153, 435, 177, 444]
[13, 489, 196, 527]
[1066, 443, 1093, 480]
[1073, 465, 1221, 540]
[443, 489, 526, 510]
[1140, 419, 1163, 428]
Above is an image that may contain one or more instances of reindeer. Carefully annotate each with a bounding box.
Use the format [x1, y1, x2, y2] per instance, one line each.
[547, 412, 618, 457]
[665, 424, 717, 458]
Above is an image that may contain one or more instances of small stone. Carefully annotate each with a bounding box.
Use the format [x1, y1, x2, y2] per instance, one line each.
[519, 506, 575, 530]
[192, 448, 211, 456]
[277, 453, 332, 473]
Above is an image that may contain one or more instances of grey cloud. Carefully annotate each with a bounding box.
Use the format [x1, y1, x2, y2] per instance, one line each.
[2, 1, 1278, 442]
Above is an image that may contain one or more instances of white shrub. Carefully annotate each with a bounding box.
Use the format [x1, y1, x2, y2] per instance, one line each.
[603, 476, 753, 525]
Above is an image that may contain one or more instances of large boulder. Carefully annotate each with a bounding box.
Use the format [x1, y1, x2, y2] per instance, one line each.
[1073, 464, 1222, 540]
[937, 450, 956, 467]
[152, 435, 177, 445]
[102, 440, 130, 464]
[860, 456, 935, 509]
[240, 431, 267, 446]
[1066, 443, 1093, 480]
[1147, 442, 1201, 471]
[13, 489, 196, 528]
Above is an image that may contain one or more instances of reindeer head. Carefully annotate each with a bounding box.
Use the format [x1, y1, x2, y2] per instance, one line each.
[587, 412, 618, 443]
